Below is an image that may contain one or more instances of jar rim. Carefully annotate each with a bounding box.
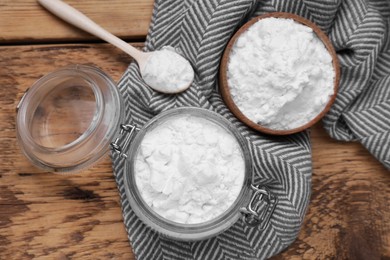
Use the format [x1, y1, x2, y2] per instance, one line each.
[17, 66, 104, 153]
[16, 65, 123, 172]
[123, 107, 252, 241]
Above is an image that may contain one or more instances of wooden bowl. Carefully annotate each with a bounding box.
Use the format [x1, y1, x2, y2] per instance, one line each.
[219, 12, 340, 135]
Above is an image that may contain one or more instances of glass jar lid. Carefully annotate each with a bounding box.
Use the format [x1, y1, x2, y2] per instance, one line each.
[16, 65, 124, 173]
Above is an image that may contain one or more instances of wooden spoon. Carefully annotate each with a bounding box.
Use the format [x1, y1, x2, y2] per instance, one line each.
[37, 0, 194, 94]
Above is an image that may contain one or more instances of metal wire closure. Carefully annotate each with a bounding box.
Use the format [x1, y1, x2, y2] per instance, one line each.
[240, 184, 278, 229]
[110, 124, 139, 158]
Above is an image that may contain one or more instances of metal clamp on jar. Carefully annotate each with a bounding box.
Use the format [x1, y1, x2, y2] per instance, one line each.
[16, 65, 277, 241]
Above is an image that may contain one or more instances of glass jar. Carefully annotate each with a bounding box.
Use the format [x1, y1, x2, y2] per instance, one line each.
[117, 107, 277, 241]
[16, 66, 277, 241]
[16, 65, 124, 172]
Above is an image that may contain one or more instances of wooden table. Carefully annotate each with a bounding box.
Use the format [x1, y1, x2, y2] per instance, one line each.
[1, 1, 389, 259]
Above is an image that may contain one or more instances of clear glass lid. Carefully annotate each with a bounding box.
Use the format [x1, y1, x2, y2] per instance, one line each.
[16, 65, 124, 173]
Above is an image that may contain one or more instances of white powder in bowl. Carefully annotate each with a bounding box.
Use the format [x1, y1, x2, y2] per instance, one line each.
[135, 114, 245, 224]
[142, 47, 194, 93]
[227, 17, 335, 130]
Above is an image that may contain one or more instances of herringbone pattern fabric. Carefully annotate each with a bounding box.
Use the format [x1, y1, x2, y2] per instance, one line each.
[323, 0, 390, 169]
[111, 0, 390, 259]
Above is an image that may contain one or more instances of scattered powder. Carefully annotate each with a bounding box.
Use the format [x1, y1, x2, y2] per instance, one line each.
[142, 47, 194, 93]
[227, 17, 335, 130]
[135, 114, 245, 224]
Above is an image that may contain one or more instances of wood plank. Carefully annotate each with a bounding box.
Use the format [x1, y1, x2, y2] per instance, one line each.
[273, 125, 390, 259]
[0, 43, 135, 259]
[0, 43, 389, 259]
[0, 0, 153, 43]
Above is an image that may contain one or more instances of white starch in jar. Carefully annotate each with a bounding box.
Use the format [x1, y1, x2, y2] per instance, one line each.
[135, 114, 245, 224]
[227, 17, 335, 130]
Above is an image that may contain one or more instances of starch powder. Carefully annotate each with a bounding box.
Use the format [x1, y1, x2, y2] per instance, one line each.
[142, 47, 194, 93]
[135, 114, 245, 224]
[227, 17, 335, 130]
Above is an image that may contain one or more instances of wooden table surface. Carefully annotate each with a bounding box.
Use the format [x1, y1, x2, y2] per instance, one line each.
[1, 1, 389, 259]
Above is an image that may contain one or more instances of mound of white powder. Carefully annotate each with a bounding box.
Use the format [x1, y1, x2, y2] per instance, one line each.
[227, 17, 335, 130]
[142, 47, 194, 93]
[135, 114, 245, 224]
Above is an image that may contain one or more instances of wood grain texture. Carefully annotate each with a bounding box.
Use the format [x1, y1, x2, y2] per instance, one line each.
[0, 0, 153, 43]
[272, 125, 390, 260]
[0, 43, 135, 259]
[0, 44, 389, 259]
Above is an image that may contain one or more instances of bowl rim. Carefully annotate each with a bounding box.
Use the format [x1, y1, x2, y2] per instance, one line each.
[219, 12, 340, 135]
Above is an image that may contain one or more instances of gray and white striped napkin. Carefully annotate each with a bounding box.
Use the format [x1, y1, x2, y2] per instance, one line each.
[111, 0, 390, 259]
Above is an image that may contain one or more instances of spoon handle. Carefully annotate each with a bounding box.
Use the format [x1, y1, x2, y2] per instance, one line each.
[37, 0, 144, 61]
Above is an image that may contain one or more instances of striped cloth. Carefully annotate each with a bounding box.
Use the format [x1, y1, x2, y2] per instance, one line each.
[111, 0, 390, 259]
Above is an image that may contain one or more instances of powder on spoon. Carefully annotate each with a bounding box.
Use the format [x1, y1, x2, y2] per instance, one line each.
[135, 114, 245, 224]
[227, 17, 335, 130]
[142, 47, 194, 93]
